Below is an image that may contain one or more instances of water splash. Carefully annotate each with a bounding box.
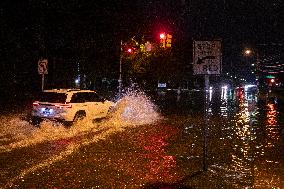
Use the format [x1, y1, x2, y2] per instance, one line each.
[0, 87, 161, 152]
[0, 117, 94, 152]
[106, 88, 161, 127]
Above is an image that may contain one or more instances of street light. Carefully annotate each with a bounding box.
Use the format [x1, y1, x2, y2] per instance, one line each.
[244, 49, 252, 56]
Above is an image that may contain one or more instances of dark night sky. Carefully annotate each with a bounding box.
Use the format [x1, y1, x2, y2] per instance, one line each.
[0, 0, 283, 91]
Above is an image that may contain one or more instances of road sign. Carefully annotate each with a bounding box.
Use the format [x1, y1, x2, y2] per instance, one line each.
[193, 40, 222, 75]
[38, 59, 48, 74]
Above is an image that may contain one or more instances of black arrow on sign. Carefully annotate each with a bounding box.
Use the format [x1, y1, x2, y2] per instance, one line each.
[196, 56, 216, 64]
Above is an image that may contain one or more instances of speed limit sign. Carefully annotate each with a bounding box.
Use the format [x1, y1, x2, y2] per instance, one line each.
[38, 59, 48, 74]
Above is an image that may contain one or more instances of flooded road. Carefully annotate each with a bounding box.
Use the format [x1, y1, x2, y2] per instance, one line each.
[0, 88, 283, 188]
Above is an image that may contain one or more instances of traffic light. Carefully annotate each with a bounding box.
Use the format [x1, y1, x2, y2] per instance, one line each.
[160, 33, 166, 48]
[159, 33, 172, 48]
[268, 78, 276, 87]
[127, 48, 132, 53]
[270, 78, 275, 83]
[166, 34, 172, 48]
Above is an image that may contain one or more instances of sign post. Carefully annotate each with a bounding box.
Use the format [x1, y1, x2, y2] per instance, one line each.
[203, 74, 209, 171]
[38, 59, 48, 91]
[193, 40, 222, 171]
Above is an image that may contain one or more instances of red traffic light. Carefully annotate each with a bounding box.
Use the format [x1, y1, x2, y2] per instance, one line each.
[160, 33, 166, 48]
[127, 48, 132, 53]
[270, 78, 275, 83]
[160, 33, 165, 39]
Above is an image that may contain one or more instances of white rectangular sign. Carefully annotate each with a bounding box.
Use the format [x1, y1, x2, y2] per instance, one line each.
[38, 59, 48, 74]
[193, 40, 222, 75]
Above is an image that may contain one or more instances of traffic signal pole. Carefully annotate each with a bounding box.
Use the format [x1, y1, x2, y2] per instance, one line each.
[118, 40, 123, 95]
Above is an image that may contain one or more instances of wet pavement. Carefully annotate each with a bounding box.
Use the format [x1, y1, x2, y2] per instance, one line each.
[0, 88, 283, 188]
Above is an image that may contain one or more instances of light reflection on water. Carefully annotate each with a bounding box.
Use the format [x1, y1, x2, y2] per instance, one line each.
[252, 101, 282, 188]
[137, 125, 178, 182]
[154, 87, 283, 188]
[220, 86, 229, 118]
[229, 93, 257, 188]
[265, 103, 280, 144]
[215, 89, 283, 188]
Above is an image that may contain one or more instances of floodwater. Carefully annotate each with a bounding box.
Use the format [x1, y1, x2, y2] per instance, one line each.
[0, 87, 283, 188]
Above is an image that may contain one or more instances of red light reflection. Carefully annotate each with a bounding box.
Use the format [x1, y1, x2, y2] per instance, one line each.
[265, 103, 280, 146]
[136, 125, 178, 182]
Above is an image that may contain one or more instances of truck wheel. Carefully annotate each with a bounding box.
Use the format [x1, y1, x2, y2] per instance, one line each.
[73, 111, 86, 123]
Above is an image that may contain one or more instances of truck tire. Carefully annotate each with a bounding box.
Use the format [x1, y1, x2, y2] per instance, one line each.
[73, 111, 86, 123]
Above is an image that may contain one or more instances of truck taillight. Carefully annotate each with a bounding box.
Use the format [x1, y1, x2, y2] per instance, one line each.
[32, 102, 39, 107]
[55, 104, 72, 109]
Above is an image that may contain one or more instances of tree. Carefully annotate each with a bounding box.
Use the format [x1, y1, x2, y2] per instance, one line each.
[122, 37, 183, 89]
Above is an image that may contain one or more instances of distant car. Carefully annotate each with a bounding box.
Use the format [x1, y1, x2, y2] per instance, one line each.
[31, 89, 114, 126]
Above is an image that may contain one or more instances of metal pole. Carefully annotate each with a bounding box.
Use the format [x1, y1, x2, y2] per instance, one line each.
[256, 51, 259, 86]
[41, 74, 44, 91]
[118, 40, 123, 95]
[203, 74, 209, 171]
